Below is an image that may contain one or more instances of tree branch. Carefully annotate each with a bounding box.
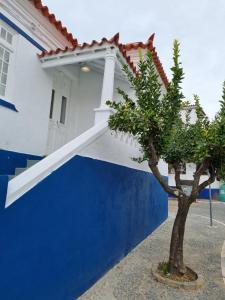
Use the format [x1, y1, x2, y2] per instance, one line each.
[198, 165, 216, 193]
[190, 160, 210, 199]
[148, 137, 185, 198]
[173, 162, 182, 190]
[148, 161, 178, 196]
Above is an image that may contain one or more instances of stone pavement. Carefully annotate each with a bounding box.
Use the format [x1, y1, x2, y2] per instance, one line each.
[79, 200, 225, 300]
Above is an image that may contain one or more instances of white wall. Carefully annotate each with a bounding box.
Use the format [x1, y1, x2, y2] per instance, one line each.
[0, 29, 53, 155]
[66, 68, 134, 143]
[73, 69, 103, 137]
[0, 0, 72, 156]
[0, 1, 169, 159]
[0, 22, 138, 158]
[80, 129, 168, 176]
[0, 5, 105, 156]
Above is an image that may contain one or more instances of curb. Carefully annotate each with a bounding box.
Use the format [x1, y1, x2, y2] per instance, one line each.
[221, 240, 225, 284]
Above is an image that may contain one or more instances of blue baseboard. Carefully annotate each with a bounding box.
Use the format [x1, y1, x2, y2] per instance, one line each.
[169, 186, 219, 200]
[198, 188, 219, 200]
[0, 149, 42, 175]
[0, 156, 168, 300]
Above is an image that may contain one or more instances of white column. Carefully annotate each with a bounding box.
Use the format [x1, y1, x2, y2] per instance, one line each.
[94, 49, 116, 123]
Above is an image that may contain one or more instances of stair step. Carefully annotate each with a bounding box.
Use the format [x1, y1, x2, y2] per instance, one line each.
[15, 167, 27, 176]
[8, 175, 15, 181]
[6, 159, 41, 181]
[26, 159, 40, 168]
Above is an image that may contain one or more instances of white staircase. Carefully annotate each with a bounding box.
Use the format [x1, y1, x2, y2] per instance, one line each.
[5, 122, 108, 208]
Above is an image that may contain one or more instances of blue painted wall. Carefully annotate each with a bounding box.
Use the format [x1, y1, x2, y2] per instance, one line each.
[0, 175, 8, 210]
[198, 188, 219, 200]
[169, 187, 219, 200]
[0, 149, 42, 175]
[0, 156, 168, 300]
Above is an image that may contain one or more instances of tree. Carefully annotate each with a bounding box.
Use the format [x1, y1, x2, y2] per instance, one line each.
[106, 41, 225, 276]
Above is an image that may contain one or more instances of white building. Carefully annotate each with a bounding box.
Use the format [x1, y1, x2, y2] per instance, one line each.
[168, 105, 220, 199]
[0, 1, 169, 299]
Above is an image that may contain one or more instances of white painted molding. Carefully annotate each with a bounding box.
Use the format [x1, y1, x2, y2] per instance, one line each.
[1, 0, 71, 50]
[6, 122, 108, 208]
[41, 45, 134, 79]
[41, 51, 108, 69]
[105, 47, 117, 58]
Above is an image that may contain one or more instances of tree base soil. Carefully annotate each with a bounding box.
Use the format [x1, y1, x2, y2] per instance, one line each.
[158, 263, 197, 282]
[152, 263, 204, 290]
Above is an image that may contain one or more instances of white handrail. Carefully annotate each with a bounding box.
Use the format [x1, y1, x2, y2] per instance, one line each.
[6, 122, 108, 208]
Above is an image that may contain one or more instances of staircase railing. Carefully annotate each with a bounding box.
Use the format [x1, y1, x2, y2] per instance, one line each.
[6, 122, 108, 208]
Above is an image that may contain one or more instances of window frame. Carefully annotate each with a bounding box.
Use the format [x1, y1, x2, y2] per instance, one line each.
[0, 21, 16, 101]
[60, 96, 67, 124]
[49, 89, 55, 119]
[0, 45, 11, 98]
[0, 26, 13, 46]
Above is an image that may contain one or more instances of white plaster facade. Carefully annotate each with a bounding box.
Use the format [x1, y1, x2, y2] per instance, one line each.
[0, 0, 168, 154]
[0, 0, 170, 207]
[0, 1, 130, 155]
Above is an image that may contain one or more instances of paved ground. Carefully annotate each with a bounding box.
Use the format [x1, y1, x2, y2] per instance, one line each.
[79, 200, 225, 300]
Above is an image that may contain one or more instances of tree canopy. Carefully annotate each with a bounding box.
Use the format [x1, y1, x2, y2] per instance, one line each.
[107, 40, 225, 275]
[107, 40, 225, 199]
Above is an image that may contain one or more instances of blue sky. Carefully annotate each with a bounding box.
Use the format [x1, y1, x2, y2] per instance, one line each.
[43, 0, 225, 118]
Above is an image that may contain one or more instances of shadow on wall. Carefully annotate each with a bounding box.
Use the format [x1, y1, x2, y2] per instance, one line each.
[0, 156, 168, 300]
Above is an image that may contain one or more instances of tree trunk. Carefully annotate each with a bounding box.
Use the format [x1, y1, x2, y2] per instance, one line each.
[169, 197, 191, 275]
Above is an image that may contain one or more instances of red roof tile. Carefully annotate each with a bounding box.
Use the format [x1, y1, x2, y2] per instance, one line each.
[38, 32, 168, 87]
[30, 0, 77, 46]
[123, 34, 168, 87]
[38, 33, 138, 75]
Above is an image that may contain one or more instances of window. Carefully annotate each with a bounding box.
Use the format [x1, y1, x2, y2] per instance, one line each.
[0, 27, 13, 45]
[49, 89, 55, 119]
[0, 24, 14, 98]
[60, 96, 67, 124]
[0, 46, 10, 97]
